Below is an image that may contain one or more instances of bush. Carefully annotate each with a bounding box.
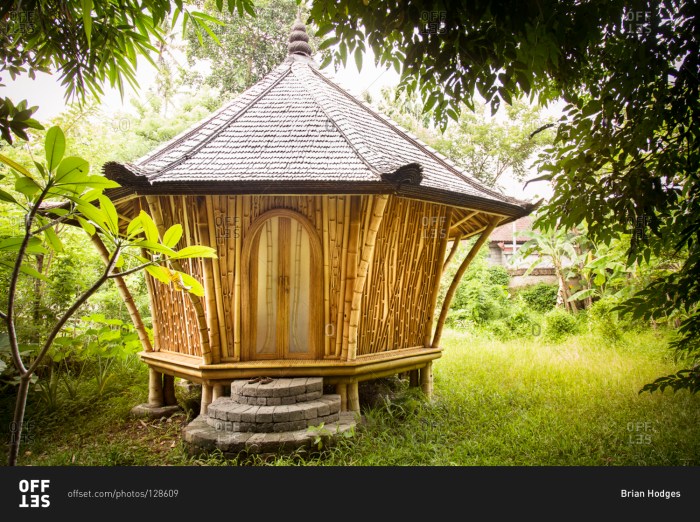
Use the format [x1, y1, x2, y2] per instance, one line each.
[487, 265, 510, 287]
[543, 307, 578, 341]
[519, 283, 559, 313]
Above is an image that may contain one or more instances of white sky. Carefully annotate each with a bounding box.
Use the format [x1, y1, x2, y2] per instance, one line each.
[1, 34, 554, 203]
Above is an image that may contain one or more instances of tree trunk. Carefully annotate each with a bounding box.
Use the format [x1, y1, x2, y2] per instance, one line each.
[8, 374, 31, 466]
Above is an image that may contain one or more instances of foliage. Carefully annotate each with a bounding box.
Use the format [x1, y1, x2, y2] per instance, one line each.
[185, 0, 315, 96]
[0, 126, 217, 465]
[543, 307, 579, 342]
[518, 283, 558, 314]
[377, 90, 555, 187]
[0, 0, 254, 144]
[308, 0, 700, 392]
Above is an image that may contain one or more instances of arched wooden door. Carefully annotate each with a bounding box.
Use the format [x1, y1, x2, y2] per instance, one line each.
[242, 210, 322, 360]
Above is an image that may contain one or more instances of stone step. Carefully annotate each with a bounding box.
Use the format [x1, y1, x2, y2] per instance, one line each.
[230, 377, 323, 406]
[207, 395, 341, 433]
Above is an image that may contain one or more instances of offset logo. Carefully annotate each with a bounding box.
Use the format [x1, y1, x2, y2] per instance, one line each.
[18, 479, 50, 508]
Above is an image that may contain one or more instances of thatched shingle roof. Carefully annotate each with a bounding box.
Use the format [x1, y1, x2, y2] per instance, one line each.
[104, 23, 534, 218]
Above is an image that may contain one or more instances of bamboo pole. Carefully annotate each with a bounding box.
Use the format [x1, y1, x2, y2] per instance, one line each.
[335, 197, 350, 358]
[142, 250, 161, 351]
[442, 232, 463, 273]
[322, 196, 331, 357]
[148, 368, 164, 407]
[90, 233, 153, 351]
[348, 380, 360, 412]
[233, 196, 242, 360]
[450, 210, 479, 232]
[335, 382, 348, 412]
[163, 374, 177, 406]
[423, 208, 452, 346]
[145, 195, 212, 365]
[198, 200, 220, 361]
[212, 384, 224, 401]
[341, 197, 362, 361]
[206, 196, 227, 364]
[347, 195, 388, 361]
[201, 384, 213, 415]
[420, 361, 433, 397]
[431, 216, 500, 348]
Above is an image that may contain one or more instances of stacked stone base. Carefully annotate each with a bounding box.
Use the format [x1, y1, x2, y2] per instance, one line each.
[184, 377, 356, 456]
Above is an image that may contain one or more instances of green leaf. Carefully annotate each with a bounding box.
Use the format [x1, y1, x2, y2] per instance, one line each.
[175, 271, 205, 297]
[170, 245, 218, 260]
[0, 188, 17, 204]
[139, 211, 159, 242]
[132, 240, 177, 256]
[162, 224, 183, 248]
[76, 201, 108, 230]
[45, 126, 66, 172]
[0, 259, 50, 281]
[0, 153, 33, 178]
[145, 264, 172, 284]
[76, 216, 96, 236]
[82, 0, 93, 45]
[43, 226, 64, 252]
[55, 157, 90, 183]
[318, 37, 340, 51]
[98, 195, 119, 234]
[354, 48, 363, 72]
[15, 177, 41, 197]
[0, 236, 48, 255]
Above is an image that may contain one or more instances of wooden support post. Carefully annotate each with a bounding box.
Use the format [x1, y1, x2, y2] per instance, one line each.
[148, 368, 164, 407]
[424, 208, 453, 347]
[409, 369, 420, 388]
[90, 234, 153, 352]
[336, 383, 348, 412]
[431, 217, 501, 348]
[212, 384, 224, 401]
[163, 374, 177, 406]
[420, 362, 433, 398]
[201, 384, 213, 415]
[442, 232, 463, 273]
[348, 381, 360, 413]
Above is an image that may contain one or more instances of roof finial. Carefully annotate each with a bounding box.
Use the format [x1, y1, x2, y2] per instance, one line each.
[288, 15, 312, 57]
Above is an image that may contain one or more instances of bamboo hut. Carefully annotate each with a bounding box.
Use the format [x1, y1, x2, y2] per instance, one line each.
[102, 21, 534, 420]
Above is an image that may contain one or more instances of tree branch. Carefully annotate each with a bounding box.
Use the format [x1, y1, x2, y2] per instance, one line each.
[30, 211, 74, 236]
[6, 184, 52, 375]
[26, 243, 121, 377]
[108, 262, 153, 278]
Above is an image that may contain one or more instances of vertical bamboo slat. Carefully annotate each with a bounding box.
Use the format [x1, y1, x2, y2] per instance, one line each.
[334, 197, 349, 358]
[340, 197, 361, 361]
[347, 194, 388, 361]
[233, 196, 242, 360]
[206, 196, 226, 364]
[322, 196, 331, 357]
[198, 200, 220, 362]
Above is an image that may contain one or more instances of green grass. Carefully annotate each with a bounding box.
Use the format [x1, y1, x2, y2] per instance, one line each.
[2, 327, 699, 466]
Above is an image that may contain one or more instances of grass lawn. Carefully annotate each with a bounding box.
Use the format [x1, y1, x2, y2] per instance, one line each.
[2, 327, 699, 466]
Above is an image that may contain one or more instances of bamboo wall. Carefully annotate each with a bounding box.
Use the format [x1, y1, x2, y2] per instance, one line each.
[139, 194, 450, 363]
[357, 198, 449, 355]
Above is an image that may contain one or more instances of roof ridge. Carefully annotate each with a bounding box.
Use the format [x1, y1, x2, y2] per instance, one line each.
[309, 66, 526, 205]
[290, 63, 383, 179]
[150, 66, 293, 180]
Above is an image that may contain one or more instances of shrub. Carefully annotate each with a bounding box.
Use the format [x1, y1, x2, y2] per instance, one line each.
[543, 307, 578, 341]
[487, 265, 511, 287]
[519, 283, 559, 313]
